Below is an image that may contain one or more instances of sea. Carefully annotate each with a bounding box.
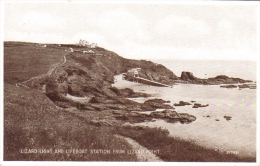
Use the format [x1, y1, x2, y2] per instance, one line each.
[113, 59, 257, 158]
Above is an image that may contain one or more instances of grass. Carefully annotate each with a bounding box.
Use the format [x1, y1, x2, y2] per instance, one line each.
[4, 42, 66, 84]
[4, 84, 137, 161]
[114, 125, 256, 162]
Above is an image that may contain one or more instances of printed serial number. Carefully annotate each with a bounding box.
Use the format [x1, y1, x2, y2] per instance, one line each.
[226, 151, 239, 154]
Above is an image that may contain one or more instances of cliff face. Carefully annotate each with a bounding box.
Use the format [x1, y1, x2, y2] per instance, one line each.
[43, 46, 178, 109]
[180, 72, 199, 81]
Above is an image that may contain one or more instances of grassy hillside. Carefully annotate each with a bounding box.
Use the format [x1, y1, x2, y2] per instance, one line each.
[4, 84, 136, 161]
[4, 42, 66, 84]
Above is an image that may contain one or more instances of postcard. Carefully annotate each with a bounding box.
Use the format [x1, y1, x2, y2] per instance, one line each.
[1, 1, 259, 166]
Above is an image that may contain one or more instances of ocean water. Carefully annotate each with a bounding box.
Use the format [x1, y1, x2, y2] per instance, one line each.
[136, 84, 256, 158]
[113, 59, 257, 158]
[150, 59, 257, 81]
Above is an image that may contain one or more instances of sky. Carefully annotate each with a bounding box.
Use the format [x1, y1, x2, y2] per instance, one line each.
[3, 1, 259, 60]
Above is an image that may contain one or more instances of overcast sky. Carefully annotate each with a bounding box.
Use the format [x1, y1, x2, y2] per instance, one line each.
[3, 2, 259, 60]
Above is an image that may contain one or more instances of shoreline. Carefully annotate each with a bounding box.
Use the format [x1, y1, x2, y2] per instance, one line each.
[112, 74, 256, 159]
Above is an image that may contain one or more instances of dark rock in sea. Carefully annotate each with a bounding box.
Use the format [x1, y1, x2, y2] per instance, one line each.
[224, 116, 232, 121]
[116, 88, 151, 98]
[144, 98, 169, 104]
[220, 84, 237, 88]
[150, 111, 167, 118]
[179, 72, 252, 85]
[206, 115, 210, 117]
[191, 101, 196, 103]
[141, 98, 174, 111]
[174, 101, 192, 106]
[238, 84, 250, 89]
[181, 71, 199, 81]
[215, 119, 219, 121]
[150, 109, 196, 123]
[178, 113, 196, 123]
[192, 103, 209, 108]
[119, 109, 196, 124]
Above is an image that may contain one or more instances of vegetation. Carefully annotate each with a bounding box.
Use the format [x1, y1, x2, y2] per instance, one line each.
[114, 125, 256, 162]
[4, 42, 66, 84]
[4, 84, 136, 161]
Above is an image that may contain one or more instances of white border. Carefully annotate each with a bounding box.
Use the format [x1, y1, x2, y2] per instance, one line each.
[0, 1, 259, 166]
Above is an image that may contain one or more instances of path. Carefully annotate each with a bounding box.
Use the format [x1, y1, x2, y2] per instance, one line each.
[114, 134, 163, 162]
[16, 54, 69, 88]
[47, 54, 68, 75]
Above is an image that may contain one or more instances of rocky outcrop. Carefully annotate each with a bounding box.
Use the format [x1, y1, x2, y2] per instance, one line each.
[220, 85, 237, 88]
[118, 109, 196, 124]
[207, 75, 250, 84]
[238, 84, 250, 89]
[110, 87, 151, 98]
[192, 103, 209, 108]
[179, 72, 252, 85]
[141, 99, 173, 111]
[224, 116, 232, 121]
[174, 101, 191, 106]
[181, 72, 199, 81]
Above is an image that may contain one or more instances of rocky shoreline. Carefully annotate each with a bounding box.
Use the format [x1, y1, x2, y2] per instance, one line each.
[13, 42, 254, 131]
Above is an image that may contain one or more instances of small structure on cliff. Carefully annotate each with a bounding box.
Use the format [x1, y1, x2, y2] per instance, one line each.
[124, 68, 172, 87]
[125, 68, 141, 80]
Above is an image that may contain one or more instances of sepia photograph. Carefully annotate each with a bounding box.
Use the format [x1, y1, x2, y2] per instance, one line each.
[1, 1, 259, 165]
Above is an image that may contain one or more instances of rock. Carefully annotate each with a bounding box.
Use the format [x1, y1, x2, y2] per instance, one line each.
[118, 88, 151, 98]
[144, 98, 169, 104]
[206, 115, 210, 117]
[174, 101, 191, 106]
[193, 103, 209, 108]
[108, 104, 127, 110]
[150, 112, 166, 118]
[112, 110, 124, 115]
[191, 101, 196, 103]
[179, 72, 251, 85]
[181, 71, 199, 81]
[215, 119, 219, 121]
[220, 85, 237, 88]
[178, 113, 196, 122]
[238, 84, 250, 89]
[224, 116, 232, 121]
[150, 110, 196, 123]
[141, 99, 173, 110]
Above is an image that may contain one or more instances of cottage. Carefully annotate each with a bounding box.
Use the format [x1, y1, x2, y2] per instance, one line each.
[126, 68, 141, 78]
